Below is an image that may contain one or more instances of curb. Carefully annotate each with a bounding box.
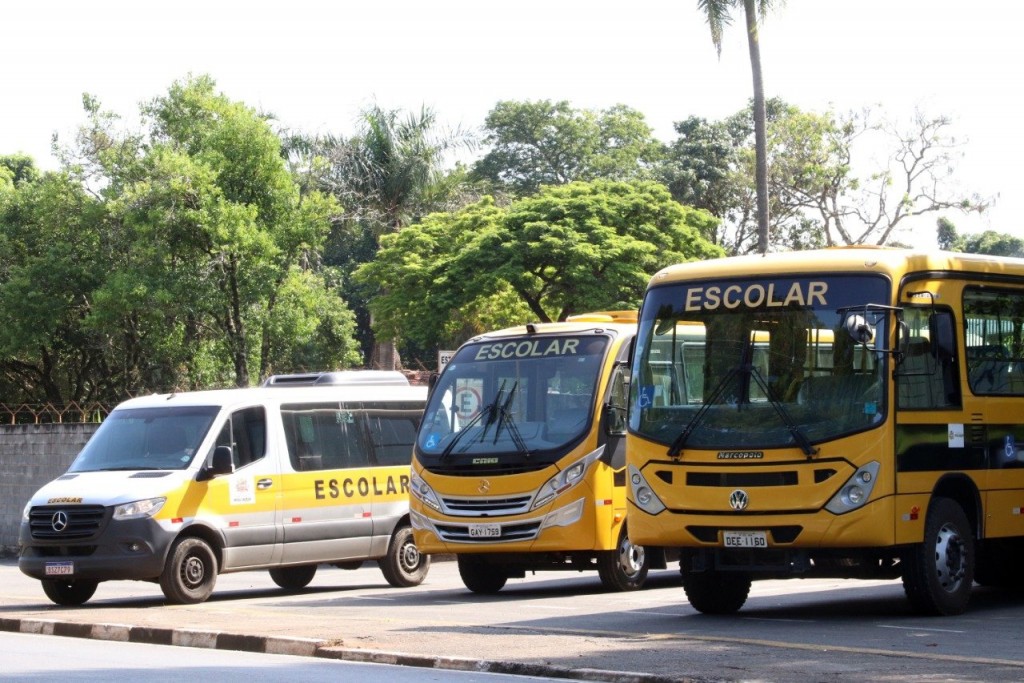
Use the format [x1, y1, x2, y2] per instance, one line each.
[0, 616, 693, 683]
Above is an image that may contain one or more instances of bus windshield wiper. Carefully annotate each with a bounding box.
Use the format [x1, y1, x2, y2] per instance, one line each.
[668, 365, 818, 459]
[668, 366, 738, 458]
[746, 366, 818, 458]
[440, 380, 508, 460]
[491, 381, 530, 457]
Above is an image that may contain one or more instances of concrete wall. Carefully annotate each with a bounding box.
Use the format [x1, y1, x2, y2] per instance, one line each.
[0, 423, 98, 557]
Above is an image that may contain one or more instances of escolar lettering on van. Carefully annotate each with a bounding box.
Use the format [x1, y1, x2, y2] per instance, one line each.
[474, 338, 580, 361]
[684, 281, 828, 312]
[314, 474, 410, 500]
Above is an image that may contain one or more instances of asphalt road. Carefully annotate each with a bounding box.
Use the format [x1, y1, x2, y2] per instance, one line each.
[4, 559, 1024, 682]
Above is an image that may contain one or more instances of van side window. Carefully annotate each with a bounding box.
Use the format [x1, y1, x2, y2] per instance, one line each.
[364, 403, 423, 466]
[214, 406, 267, 469]
[282, 402, 423, 471]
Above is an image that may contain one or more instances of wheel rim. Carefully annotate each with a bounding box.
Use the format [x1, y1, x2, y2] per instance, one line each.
[934, 521, 967, 593]
[618, 536, 645, 578]
[182, 553, 207, 589]
[399, 540, 421, 572]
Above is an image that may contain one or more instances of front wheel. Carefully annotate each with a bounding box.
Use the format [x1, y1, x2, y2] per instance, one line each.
[41, 578, 98, 606]
[160, 536, 218, 604]
[681, 568, 751, 614]
[597, 526, 649, 591]
[269, 564, 318, 591]
[379, 524, 430, 587]
[902, 497, 974, 615]
[457, 556, 507, 593]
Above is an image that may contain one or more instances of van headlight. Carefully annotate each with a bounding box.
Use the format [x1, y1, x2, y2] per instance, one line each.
[113, 497, 166, 520]
[410, 469, 442, 512]
[532, 448, 603, 510]
[627, 464, 666, 515]
[825, 461, 880, 514]
[22, 501, 32, 522]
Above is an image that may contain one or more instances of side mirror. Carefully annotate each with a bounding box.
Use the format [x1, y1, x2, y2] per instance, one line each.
[604, 404, 627, 436]
[198, 445, 234, 481]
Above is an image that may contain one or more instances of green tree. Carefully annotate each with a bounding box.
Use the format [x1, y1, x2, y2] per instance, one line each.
[471, 100, 663, 197]
[0, 166, 108, 403]
[67, 76, 358, 392]
[356, 180, 723, 351]
[938, 218, 1024, 257]
[698, 0, 780, 253]
[303, 104, 475, 370]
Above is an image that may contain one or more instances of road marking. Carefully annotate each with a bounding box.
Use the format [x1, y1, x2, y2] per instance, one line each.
[877, 624, 966, 634]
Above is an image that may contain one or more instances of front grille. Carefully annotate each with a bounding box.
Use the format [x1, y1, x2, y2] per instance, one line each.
[436, 521, 542, 543]
[29, 505, 107, 541]
[686, 471, 798, 487]
[424, 461, 549, 476]
[441, 494, 533, 516]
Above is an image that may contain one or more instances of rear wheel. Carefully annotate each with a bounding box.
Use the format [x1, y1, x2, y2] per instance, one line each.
[41, 578, 98, 606]
[902, 497, 974, 615]
[681, 568, 751, 614]
[269, 564, 318, 590]
[457, 556, 507, 593]
[597, 526, 649, 591]
[160, 536, 218, 604]
[379, 524, 430, 587]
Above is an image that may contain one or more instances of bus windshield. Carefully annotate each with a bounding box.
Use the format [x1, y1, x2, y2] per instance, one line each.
[417, 334, 610, 468]
[630, 275, 889, 452]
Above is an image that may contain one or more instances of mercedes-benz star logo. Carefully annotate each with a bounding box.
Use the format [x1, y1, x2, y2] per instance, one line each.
[478, 479, 491, 494]
[729, 489, 749, 511]
[51, 510, 69, 533]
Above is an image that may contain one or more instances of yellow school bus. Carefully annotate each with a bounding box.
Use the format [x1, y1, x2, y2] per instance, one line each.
[410, 312, 666, 592]
[627, 247, 1024, 615]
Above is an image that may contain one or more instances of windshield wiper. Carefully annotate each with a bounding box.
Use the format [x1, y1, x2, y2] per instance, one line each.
[668, 366, 739, 458]
[491, 381, 530, 457]
[667, 365, 818, 459]
[745, 365, 818, 458]
[439, 380, 508, 460]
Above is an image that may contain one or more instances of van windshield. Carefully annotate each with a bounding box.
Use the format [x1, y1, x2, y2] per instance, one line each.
[69, 406, 219, 472]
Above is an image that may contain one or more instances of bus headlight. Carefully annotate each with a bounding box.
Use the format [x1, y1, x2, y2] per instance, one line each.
[628, 464, 665, 515]
[113, 497, 166, 520]
[410, 469, 442, 512]
[825, 461, 880, 514]
[532, 448, 603, 510]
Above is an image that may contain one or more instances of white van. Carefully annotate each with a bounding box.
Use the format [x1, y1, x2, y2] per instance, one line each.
[19, 371, 429, 605]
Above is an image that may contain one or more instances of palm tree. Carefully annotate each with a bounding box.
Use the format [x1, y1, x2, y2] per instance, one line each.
[698, 0, 778, 253]
[317, 105, 475, 369]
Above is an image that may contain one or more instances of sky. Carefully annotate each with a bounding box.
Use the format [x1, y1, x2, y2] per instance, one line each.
[4, 0, 1022, 242]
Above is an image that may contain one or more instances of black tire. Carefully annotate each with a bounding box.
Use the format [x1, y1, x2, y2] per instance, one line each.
[269, 564, 318, 590]
[40, 578, 98, 606]
[597, 526, 649, 591]
[681, 568, 751, 614]
[160, 536, 218, 604]
[457, 555, 508, 593]
[902, 497, 974, 615]
[379, 524, 430, 587]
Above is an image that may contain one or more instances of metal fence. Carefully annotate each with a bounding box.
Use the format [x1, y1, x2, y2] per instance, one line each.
[0, 403, 112, 425]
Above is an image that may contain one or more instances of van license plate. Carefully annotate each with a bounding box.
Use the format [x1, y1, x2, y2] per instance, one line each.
[723, 531, 768, 548]
[45, 561, 74, 576]
[468, 524, 501, 538]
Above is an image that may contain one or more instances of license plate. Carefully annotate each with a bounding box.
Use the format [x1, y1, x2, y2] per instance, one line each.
[723, 530, 768, 548]
[468, 524, 501, 538]
[45, 561, 74, 576]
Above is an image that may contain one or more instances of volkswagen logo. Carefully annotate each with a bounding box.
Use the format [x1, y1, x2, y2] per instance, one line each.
[478, 479, 491, 494]
[51, 510, 69, 533]
[729, 489, 749, 511]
